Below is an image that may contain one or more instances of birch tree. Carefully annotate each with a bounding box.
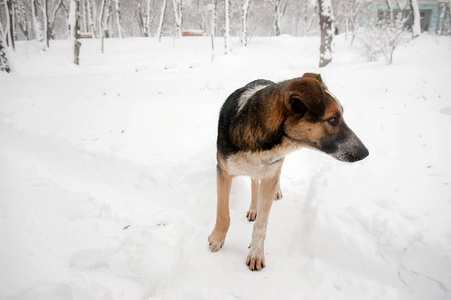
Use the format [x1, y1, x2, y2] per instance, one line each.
[0, 29, 11, 72]
[224, 0, 231, 54]
[157, 0, 167, 41]
[137, 0, 153, 36]
[31, 0, 46, 49]
[3, 0, 15, 49]
[410, 0, 420, 38]
[145, 0, 153, 36]
[16, 0, 31, 40]
[208, 1, 216, 61]
[171, 0, 182, 38]
[266, 0, 288, 36]
[85, 0, 95, 35]
[43, 0, 49, 47]
[99, 0, 106, 51]
[241, 0, 250, 46]
[114, 0, 122, 38]
[68, 0, 81, 64]
[49, 0, 68, 40]
[318, 0, 334, 67]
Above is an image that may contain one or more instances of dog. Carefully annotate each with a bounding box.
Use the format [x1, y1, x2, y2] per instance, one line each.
[208, 73, 369, 271]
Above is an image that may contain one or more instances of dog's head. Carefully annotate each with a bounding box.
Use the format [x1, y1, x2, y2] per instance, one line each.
[282, 73, 369, 162]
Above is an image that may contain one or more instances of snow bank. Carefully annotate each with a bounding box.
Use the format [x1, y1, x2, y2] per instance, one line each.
[1, 35, 450, 299]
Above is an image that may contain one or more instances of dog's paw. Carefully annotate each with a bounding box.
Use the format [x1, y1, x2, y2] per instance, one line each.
[208, 234, 225, 252]
[246, 251, 265, 271]
[246, 209, 257, 222]
[274, 187, 283, 200]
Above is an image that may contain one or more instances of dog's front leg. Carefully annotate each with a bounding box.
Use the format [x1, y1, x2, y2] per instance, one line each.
[246, 175, 278, 271]
[208, 164, 233, 252]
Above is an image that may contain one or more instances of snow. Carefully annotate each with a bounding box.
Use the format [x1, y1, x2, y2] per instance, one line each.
[1, 35, 451, 299]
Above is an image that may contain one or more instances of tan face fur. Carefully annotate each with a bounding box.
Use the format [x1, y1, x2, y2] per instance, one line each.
[284, 92, 344, 150]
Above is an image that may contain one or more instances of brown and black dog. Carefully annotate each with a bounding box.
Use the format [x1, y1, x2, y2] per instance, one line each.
[208, 73, 369, 271]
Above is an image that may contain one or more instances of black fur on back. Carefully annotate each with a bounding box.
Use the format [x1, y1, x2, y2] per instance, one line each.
[217, 79, 286, 158]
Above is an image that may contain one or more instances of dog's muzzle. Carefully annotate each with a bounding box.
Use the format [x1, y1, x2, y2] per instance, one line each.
[331, 129, 369, 163]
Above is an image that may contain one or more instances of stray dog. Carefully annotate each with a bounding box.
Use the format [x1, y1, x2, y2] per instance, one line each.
[208, 73, 369, 271]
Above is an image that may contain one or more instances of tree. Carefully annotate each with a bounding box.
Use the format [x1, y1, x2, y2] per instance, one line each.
[240, 0, 250, 46]
[171, 0, 182, 38]
[449, 0, 451, 31]
[300, 0, 316, 36]
[99, 0, 106, 51]
[114, 0, 122, 38]
[410, 0, 420, 38]
[31, 0, 46, 49]
[224, 0, 231, 54]
[266, 0, 288, 36]
[137, 0, 153, 37]
[359, 2, 410, 65]
[208, 0, 217, 61]
[68, 0, 81, 64]
[15, 0, 32, 40]
[145, 0, 153, 36]
[333, 0, 370, 45]
[0, 29, 11, 72]
[43, 0, 49, 47]
[318, 0, 334, 67]
[157, 0, 168, 41]
[3, 0, 15, 49]
[84, 0, 96, 35]
[49, 0, 69, 40]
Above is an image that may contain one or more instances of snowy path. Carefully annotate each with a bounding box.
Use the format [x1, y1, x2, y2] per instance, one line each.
[1, 36, 451, 299]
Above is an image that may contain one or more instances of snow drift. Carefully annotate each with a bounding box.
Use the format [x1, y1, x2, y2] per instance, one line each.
[0, 35, 450, 299]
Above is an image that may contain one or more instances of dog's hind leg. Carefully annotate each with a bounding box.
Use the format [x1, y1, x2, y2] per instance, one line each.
[246, 179, 259, 221]
[208, 165, 234, 252]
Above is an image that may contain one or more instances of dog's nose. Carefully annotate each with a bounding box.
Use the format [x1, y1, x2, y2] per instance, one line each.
[356, 146, 369, 161]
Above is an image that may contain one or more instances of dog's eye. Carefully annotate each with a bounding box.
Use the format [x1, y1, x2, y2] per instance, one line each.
[328, 117, 339, 126]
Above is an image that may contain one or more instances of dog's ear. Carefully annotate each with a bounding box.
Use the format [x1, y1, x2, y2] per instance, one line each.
[302, 73, 323, 83]
[288, 78, 325, 118]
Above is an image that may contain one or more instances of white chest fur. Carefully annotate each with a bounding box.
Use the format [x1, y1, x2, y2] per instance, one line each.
[223, 140, 299, 179]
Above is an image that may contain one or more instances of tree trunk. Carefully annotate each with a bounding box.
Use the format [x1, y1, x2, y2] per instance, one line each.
[4, 0, 15, 49]
[157, 0, 168, 42]
[146, 0, 152, 37]
[69, 0, 81, 65]
[449, 0, 451, 31]
[208, 1, 216, 61]
[241, 0, 250, 47]
[43, 0, 49, 47]
[49, 0, 64, 39]
[31, 0, 46, 49]
[0, 33, 12, 72]
[274, 1, 281, 36]
[85, 0, 95, 34]
[16, 0, 31, 40]
[410, 0, 421, 38]
[318, 0, 334, 68]
[99, 0, 105, 52]
[114, 0, 122, 38]
[171, 0, 182, 38]
[224, 0, 231, 54]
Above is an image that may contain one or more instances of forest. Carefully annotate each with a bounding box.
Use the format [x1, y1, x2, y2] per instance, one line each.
[1, 0, 450, 68]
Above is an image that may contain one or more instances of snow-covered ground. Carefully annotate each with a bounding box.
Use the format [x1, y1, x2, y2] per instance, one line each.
[1, 35, 450, 300]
